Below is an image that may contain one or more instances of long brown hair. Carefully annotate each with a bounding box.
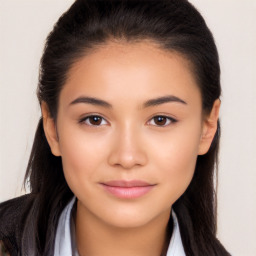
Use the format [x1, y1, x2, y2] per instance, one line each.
[24, 0, 230, 255]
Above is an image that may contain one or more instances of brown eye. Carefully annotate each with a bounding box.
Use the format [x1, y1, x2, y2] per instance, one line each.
[81, 115, 107, 126]
[153, 116, 168, 126]
[89, 116, 102, 125]
[148, 115, 176, 127]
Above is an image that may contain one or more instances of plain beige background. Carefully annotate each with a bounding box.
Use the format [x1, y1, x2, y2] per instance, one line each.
[0, 0, 255, 255]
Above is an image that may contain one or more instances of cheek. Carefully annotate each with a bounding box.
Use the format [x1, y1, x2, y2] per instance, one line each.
[150, 123, 201, 201]
[57, 125, 109, 191]
[160, 148, 197, 203]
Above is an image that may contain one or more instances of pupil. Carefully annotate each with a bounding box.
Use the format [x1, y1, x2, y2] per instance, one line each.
[90, 116, 101, 125]
[154, 116, 166, 125]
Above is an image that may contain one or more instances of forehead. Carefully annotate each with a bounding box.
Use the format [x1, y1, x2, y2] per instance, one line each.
[61, 40, 201, 108]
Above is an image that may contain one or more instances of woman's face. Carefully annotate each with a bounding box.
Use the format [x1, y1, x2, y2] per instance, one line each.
[44, 41, 216, 228]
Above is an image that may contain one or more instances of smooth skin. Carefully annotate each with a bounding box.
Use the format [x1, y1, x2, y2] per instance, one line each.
[42, 40, 220, 256]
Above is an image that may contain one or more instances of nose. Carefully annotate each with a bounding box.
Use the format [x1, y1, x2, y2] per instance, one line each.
[107, 125, 148, 170]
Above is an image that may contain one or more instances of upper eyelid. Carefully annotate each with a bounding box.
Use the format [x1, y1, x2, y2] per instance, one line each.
[147, 115, 177, 126]
[79, 115, 108, 125]
[79, 114, 176, 119]
[147, 114, 177, 122]
[79, 113, 108, 121]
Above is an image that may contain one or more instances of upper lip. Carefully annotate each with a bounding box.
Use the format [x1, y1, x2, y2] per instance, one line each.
[100, 180, 154, 187]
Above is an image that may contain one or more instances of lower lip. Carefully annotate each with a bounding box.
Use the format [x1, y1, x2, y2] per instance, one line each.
[100, 184, 155, 199]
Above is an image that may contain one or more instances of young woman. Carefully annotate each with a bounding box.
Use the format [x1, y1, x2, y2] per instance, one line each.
[0, 0, 231, 255]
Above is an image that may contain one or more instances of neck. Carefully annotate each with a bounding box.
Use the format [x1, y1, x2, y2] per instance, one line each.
[74, 201, 172, 256]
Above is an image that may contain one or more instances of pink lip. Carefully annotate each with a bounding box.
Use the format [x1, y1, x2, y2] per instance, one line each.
[100, 180, 155, 199]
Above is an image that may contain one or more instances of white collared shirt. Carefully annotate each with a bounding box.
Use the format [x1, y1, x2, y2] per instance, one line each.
[54, 197, 186, 256]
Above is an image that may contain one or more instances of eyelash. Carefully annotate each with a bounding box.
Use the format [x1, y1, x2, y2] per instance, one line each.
[79, 115, 177, 127]
[147, 115, 177, 127]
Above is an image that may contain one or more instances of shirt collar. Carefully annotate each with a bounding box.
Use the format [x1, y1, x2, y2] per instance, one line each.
[54, 196, 186, 256]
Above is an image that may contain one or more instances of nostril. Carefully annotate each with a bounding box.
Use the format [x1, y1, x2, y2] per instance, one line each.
[107, 146, 147, 169]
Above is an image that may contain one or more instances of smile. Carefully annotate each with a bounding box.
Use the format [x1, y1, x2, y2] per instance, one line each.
[99, 180, 156, 199]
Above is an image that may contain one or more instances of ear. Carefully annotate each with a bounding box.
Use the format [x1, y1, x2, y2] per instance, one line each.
[198, 99, 221, 155]
[41, 102, 61, 156]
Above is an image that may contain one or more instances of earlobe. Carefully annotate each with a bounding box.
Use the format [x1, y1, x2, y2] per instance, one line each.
[198, 99, 221, 155]
[41, 102, 61, 157]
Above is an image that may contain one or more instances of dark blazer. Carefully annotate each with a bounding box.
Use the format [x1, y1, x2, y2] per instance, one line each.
[0, 194, 55, 256]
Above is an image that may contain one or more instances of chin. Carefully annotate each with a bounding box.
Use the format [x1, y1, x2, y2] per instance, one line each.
[104, 214, 153, 229]
[99, 205, 167, 229]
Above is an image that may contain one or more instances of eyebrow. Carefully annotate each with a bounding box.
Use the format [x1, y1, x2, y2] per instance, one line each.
[143, 95, 187, 108]
[69, 95, 187, 108]
[70, 97, 112, 108]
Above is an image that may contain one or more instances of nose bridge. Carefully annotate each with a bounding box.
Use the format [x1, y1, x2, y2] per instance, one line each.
[108, 121, 147, 169]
